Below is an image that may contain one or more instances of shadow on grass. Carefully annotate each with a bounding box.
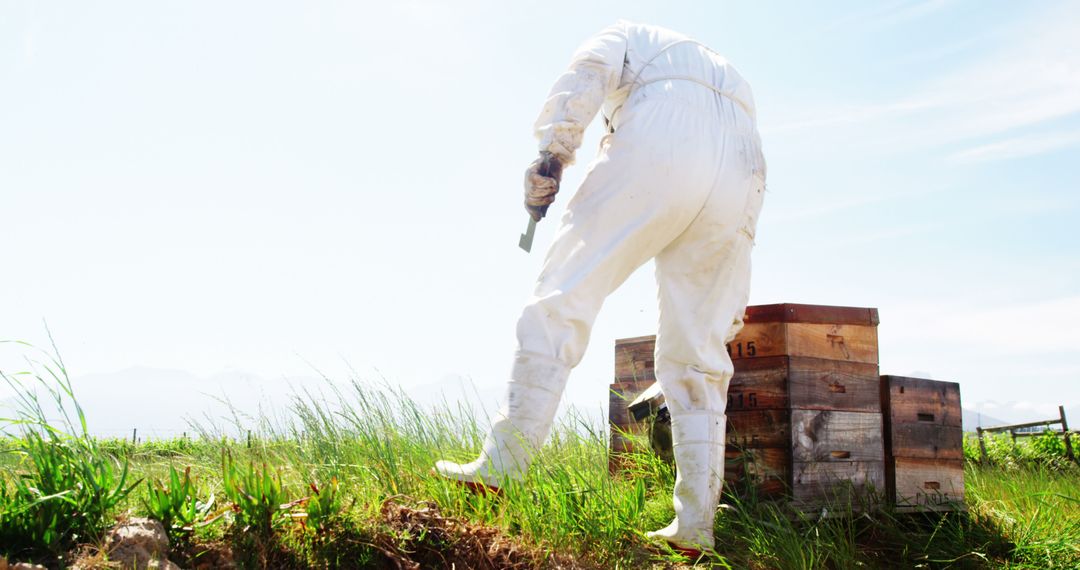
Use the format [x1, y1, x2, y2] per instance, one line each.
[711, 487, 1023, 570]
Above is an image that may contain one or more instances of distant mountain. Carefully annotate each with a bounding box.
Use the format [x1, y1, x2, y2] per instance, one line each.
[1, 367, 503, 440]
[5, 365, 1073, 441]
[961, 404, 1078, 432]
[961, 408, 1009, 432]
[0, 367, 322, 439]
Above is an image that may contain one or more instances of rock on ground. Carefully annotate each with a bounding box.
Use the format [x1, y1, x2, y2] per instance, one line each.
[86, 517, 182, 570]
[0, 559, 48, 570]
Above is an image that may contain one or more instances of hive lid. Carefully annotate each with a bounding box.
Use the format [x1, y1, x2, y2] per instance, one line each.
[614, 303, 880, 347]
[744, 303, 880, 326]
[614, 335, 656, 345]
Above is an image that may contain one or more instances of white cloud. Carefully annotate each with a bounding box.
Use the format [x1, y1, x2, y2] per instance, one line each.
[761, 99, 935, 136]
[848, 221, 946, 245]
[949, 130, 1080, 163]
[813, 0, 952, 37]
[872, 0, 952, 28]
[766, 193, 897, 223]
[765, 3, 1080, 161]
[965, 400, 1077, 424]
[21, 26, 37, 66]
[889, 296, 1080, 353]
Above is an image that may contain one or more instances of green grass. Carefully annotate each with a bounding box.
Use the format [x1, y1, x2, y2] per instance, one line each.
[0, 340, 140, 562]
[2, 343, 1079, 569]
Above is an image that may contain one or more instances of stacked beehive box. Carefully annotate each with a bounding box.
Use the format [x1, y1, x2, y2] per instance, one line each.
[723, 304, 884, 510]
[880, 376, 965, 511]
[610, 303, 886, 511]
[609, 335, 661, 464]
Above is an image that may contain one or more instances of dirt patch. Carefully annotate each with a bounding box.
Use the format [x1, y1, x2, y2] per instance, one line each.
[173, 541, 236, 570]
[42, 498, 608, 569]
[373, 497, 591, 570]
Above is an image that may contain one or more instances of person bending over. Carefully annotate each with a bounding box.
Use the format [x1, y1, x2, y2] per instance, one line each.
[435, 20, 767, 557]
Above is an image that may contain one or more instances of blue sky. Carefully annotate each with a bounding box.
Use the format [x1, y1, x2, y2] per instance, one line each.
[2, 1, 1078, 435]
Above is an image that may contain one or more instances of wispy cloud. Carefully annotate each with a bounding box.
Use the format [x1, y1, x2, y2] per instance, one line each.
[969, 400, 1078, 420]
[949, 130, 1080, 163]
[766, 3, 1080, 162]
[812, 0, 953, 37]
[766, 192, 899, 223]
[760, 99, 936, 136]
[890, 296, 1080, 353]
[931, 62, 1080, 143]
[884, 35, 981, 68]
[872, 0, 951, 28]
[21, 26, 38, 66]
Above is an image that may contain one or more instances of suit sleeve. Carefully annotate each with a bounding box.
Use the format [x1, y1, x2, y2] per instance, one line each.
[533, 23, 628, 166]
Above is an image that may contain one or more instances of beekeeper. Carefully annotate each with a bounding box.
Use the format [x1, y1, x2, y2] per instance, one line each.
[435, 20, 766, 556]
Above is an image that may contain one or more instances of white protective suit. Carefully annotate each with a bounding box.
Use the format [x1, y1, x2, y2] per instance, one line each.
[436, 20, 766, 553]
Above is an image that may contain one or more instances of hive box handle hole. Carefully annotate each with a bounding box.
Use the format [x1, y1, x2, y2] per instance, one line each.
[918, 413, 935, 422]
[830, 451, 851, 459]
[924, 481, 941, 490]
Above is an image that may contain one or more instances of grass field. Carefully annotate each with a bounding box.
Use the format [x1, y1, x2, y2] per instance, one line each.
[2, 345, 1078, 569]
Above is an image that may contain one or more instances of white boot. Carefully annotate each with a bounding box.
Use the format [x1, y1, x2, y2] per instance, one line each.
[647, 411, 725, 554]
[434, 351, 570, 490]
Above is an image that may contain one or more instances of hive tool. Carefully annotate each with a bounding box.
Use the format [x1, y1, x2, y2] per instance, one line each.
[517, 154, 559, 253]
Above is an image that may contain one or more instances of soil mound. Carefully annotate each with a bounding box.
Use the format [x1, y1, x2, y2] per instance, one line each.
[375, 497, 589, 570]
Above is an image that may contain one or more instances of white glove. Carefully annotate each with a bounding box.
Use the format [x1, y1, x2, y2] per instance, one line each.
[523, 151, 564, 221]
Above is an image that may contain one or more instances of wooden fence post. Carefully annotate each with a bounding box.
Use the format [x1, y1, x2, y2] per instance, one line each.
[131, 428, 137, 445]
[977, 427, 988, 464]
[1060, 406, 1076, 463]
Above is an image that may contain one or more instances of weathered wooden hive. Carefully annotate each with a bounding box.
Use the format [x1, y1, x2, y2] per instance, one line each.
[609, 336, 662, 462]
[610, 303, 886, 511]
[880, 375, 965, 511]
[723, 303, 885, 510]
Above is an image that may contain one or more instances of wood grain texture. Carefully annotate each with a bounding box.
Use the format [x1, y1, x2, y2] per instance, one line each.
[787, 358, 881, 411]
[887, 424, 963, 460]
[744, 303, 880, 326]
[881, 375, 964, 469]
[728, 357, 881, 412]
[726, 322, 787, 359]
[613, 353, 882, 415]
[726, 358, 790, 410]
[790, 410, 884, 463]
[727, 410, 791, 449]
[727, 410, 884, 459]
[724, 447, 790, 498]
[608, 380, 655, 454]
[614, 338, 657, 383]
[791, 460, 885, 508]
[728, 322, 879, 363]
[890, 458, 964, 511]
[613, 304, 881, 384]
[725, 410, 886, 508]
[786, 323, 879, 363]
[881, 376, 962, 428]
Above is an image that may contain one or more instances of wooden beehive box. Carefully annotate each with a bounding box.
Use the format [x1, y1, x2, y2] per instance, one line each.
[728, 303, 879, 364]
[724, 409, 884, 509]
[613, 303, 880, 384]
[610, 304, 885, 510]
[609, 335, 661, 465]
[614, 335, 658, 384]
[727, 356, 880, 413]
[608, 378, 656, 456]
[725, 304, 883, 509]
[880, 376, 964, 511]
